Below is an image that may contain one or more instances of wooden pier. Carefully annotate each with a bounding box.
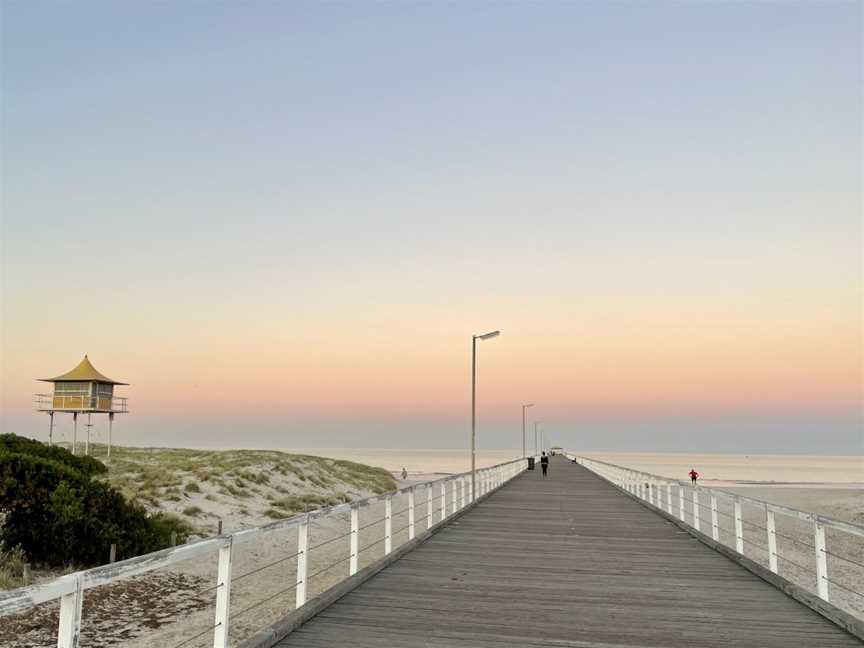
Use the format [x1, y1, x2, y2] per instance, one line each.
[276, 456, 862, 647]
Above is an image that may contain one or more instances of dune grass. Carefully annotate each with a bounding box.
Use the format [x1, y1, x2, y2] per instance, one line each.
[74, 444, 398, 533]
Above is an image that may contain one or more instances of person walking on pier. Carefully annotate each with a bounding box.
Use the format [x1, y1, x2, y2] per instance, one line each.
[540, 451, 549, 477]
[689, 468, 699, 485]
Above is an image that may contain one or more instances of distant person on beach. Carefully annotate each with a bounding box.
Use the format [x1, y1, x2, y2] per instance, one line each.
[401, 467, 408, 480]
[689, 468, 699, 485]
[540, 452, 549, 477]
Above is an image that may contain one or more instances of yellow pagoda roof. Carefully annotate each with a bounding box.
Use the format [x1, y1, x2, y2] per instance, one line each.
[39, 355, 129, 385]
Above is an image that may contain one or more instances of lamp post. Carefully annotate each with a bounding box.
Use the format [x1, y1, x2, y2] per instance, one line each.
[534, 421, 542, 456]
[472, 330, 500, 501]
[521, 404, 534, 458]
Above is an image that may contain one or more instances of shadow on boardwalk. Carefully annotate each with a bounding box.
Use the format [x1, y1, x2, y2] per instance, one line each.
[276, 457, 862, 648]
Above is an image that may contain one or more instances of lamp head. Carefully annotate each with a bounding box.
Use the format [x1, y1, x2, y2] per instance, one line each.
[475, 330, 500, 341]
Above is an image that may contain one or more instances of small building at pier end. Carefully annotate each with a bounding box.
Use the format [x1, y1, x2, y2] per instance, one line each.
[35, 354, 129, 458]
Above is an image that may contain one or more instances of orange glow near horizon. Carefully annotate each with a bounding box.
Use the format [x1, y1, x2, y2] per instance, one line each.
[4, 286, 859, 426]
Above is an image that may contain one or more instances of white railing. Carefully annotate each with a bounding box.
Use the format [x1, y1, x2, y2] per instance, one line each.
[568, 453, 864, 619]
[34, 393, 129, 413]
[0, 456, 529, 648]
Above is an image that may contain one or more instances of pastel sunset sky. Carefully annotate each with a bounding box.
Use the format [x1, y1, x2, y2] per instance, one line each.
[1, 2, 861, 453]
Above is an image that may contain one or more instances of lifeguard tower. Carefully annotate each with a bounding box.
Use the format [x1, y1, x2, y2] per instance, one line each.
[35, 355, 129, 457]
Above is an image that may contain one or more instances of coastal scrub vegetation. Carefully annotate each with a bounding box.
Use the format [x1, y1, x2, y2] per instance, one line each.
[0, 434, 191, 569]
[0, 545, 26, 589]
[92, 445, 398, 532]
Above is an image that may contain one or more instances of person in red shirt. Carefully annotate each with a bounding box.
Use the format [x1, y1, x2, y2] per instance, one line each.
[689, 468, 699, 485]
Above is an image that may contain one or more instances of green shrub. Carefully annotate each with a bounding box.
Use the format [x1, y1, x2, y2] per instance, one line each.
[148, 513, 193, 543]
[0, 434, 106, 477]
[0, 442, 192, 567]
[182, 506, 203, 517]
[184, 482, 201, 493]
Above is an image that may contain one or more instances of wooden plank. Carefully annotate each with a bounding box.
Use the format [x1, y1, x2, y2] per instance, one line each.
[273, 458, 862, 647]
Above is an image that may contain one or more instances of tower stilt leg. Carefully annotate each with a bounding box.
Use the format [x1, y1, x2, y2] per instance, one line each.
[108, 413, 114, 460]
[72, 413, 78, 455]
[48, 412, 55, 446]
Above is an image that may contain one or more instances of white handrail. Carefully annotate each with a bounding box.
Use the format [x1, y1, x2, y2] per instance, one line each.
[0, 455, 532, 647]
[566, 452, 864, 616]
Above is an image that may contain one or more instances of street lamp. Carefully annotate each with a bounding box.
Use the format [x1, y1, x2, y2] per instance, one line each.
[472, 330, 500, 500]
[534, 420, 542, 456]
[521, 404, 534, 458]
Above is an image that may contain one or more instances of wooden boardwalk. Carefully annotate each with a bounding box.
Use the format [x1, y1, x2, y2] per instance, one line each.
[276, 457, 862, 647]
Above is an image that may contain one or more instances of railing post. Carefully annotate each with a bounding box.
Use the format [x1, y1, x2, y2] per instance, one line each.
[57, 574, 83, 648]
[710, 494, 719, 541]
[692, 490, 700, 532]
[427, 483, 433, 529]
[350, 505, 359, 575]
[452, 479, 457, 512]
[213, 538, 233, 648]
[408, 487, 415, 540]
[384, 494, 392, 555]
[678, 486, 685, 521]
[815, 520, 829, 601]
[296, 514, 309, 608]
[440, 482, 446, 521]
[459, 478, 464, 509]
[667, 484, 673, 514]
[766, 506, 777, 574]
[734, 498, 744, 554]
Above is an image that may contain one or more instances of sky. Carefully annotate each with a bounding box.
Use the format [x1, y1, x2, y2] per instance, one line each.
[1, 2, 861, 454]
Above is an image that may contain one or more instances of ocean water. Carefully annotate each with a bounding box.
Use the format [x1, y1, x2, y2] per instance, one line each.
[579, 452, 863, 486]
[283, 448, 863, 486]
[281, 448, 523, 477]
